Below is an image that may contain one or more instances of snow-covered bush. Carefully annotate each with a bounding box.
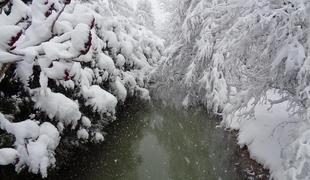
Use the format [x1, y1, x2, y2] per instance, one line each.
[152, 0, 310, 179]
[0, 0, 163, 177]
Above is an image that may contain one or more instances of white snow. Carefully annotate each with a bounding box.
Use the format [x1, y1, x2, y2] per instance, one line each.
[0, 25, 21, 49]
[82, 85, 118, 116]
[103, 30, 118, 49]
[42, 42, 73, 60]
[123, 72, 137, 95]
[182, 94, 189, 108]
[77, 128, 89, 140]
[81, 116, 92, 128]
[94, 132, 105, 143]
[0, 0, 163, 177]
[97, 52, 116, 74]
[43, 61, 72, 80]
[0, 114, 60, 178]
[0, 51, 23, 63]
[0, 148, 18, 165]
[0, 113, 39, 145]
[229, 91, 300, 179]
[34, 88, 81, 128]
[135, 87, 150, 101]
[0, 0, 30, 26]
[112, 77, 127, 102]
[116, 54, 126, 68]
[70, 23, 91, 55]
[39, 122, 60, 150]
[23, 135, 51, 178]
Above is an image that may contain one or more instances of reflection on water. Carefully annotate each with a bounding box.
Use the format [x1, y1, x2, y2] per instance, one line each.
[1, 103, 247, 180]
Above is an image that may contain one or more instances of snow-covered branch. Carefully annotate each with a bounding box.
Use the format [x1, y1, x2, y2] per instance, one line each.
[0, 0, 163, 177]
[152, 0, 310, 179]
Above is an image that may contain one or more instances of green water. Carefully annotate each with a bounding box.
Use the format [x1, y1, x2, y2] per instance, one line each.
[1, 103, 251, 180]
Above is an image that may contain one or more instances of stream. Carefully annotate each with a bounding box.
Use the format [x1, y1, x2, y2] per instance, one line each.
[0, 102, 268, 180]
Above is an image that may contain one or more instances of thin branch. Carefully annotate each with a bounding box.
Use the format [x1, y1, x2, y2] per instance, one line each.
[267, 96, 290, 110]
[270, 120, 299, 137]
[51, 4, 67, 34]
[0, 52, 25, 80]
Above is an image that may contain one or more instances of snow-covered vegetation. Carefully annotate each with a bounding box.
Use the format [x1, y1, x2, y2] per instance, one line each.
[2, 0, 310, 179]
[135, 0, 155, 30]
[152, 0, 310, 179]
[0, 0, 163, 177]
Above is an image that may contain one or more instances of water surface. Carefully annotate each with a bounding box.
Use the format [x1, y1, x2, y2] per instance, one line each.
[1, 103, 255, 180]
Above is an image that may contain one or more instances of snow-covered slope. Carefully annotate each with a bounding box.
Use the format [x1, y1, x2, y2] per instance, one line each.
[0, 0, 163, 177]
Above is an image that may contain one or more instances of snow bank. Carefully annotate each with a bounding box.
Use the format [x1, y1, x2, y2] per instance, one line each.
[229, 91, 302, 179]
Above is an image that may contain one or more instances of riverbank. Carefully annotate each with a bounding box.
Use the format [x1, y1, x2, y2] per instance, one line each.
[230, 130, 270, 180]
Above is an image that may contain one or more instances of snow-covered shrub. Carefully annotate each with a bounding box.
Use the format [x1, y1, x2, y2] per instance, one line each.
[153, 0, 310, 179]
[0, 0, 163, 177]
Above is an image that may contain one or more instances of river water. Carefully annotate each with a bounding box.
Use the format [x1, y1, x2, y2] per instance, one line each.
[1, 102, 267, 180]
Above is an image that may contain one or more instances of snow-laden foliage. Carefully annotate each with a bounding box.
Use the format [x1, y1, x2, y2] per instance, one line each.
[0, 0, 163, 177]
[109, 0, 135, 17]
[152, 0, 310, 179]
[135, 0, 155, 30]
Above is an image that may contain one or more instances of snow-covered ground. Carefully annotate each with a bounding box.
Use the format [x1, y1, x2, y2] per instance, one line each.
[228, 91, 303, 179]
